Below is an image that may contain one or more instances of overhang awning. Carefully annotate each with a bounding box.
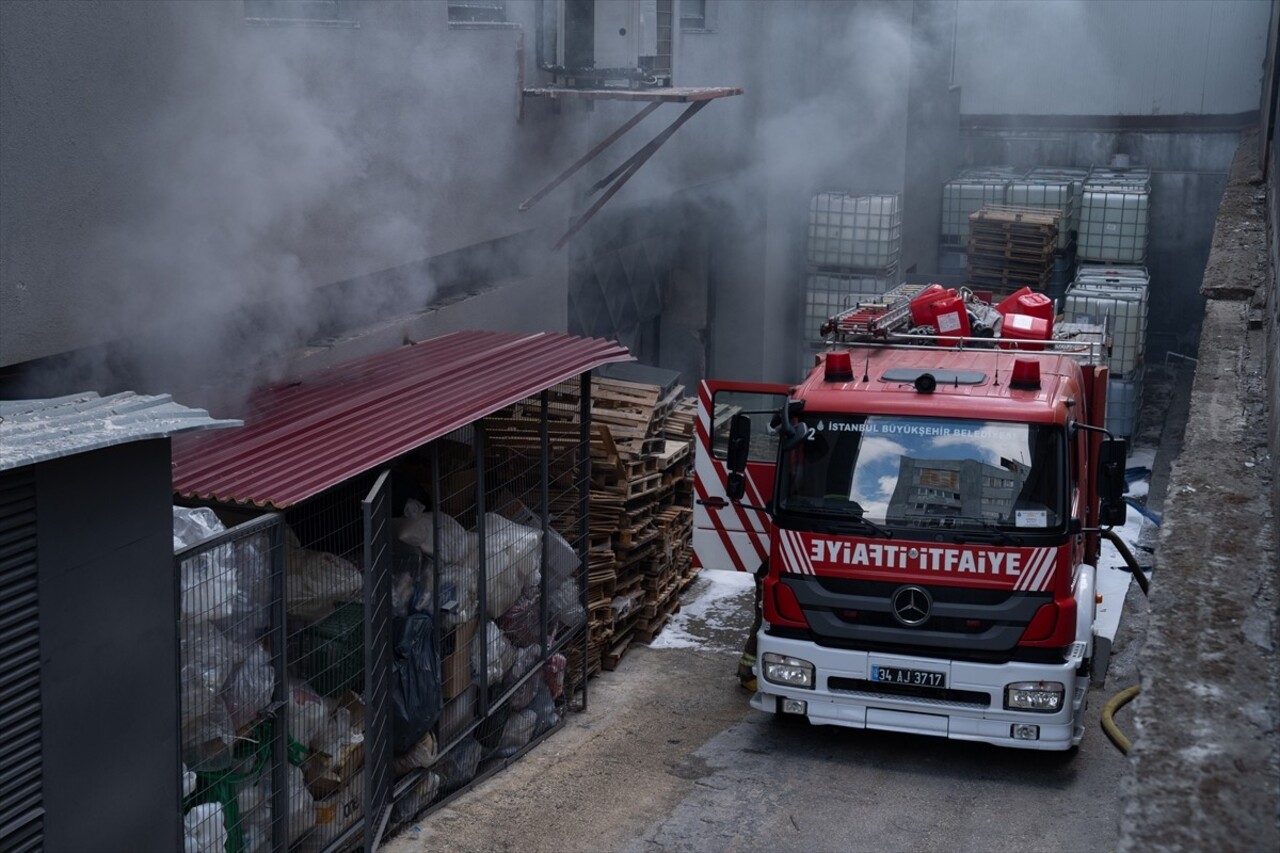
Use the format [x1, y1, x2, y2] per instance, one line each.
[0, 392, 241, 472]
[171, 330, 632, 509]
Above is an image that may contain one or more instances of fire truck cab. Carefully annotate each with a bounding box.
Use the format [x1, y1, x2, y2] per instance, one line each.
[694, 290, 1128, 751]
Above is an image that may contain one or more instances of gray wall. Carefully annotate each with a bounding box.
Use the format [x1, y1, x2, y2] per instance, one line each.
[0, 0, 960, 401]
[36, 440, 179, 852]
[0, 0, 573, 394]
[954, 0, 1270, 117]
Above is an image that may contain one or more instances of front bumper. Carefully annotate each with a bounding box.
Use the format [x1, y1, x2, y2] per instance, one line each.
[750, 634, 1088, 750]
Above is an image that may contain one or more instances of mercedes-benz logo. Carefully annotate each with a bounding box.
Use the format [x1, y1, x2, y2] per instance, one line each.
[891, 585, 932, 627]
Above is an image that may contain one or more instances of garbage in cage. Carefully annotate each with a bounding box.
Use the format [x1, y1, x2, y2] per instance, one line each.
[180, 621, 237, 771]
[441, 685, 483, 744]
[237, 764, 315, 851]
[287, 681, 331, 750]
[435, 737, 483, 793]
[543, 653, 568, 700]
[392, 771, 442, 825]
[497, 583, 542, 647]
[297, 602, 365, 698]
[285, 535, 363, 623]
[508, 647, 544, 710]
[224, 641, 275, 731]
[180, 548, 239, 623]
[475, 512, 542, 616]
[301, 695, 366, 801]
[504, 501, 583, 588]
[492, 709, 538, 758]
[174, 506, 226, 549]
[392, 731, 439, 777]
[182, 802, 227, 853]
[528, 680, 561, 735]
[391, 605, 444, 753]
[395, 499, 472, 564]
[477, 620, 518, 684]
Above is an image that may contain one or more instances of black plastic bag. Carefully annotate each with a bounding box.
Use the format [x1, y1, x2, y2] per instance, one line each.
[391, 607, 444, 754]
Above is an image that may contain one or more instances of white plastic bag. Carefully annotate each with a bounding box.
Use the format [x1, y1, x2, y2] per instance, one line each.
[223, 642, 275, 730]
[286, 546, 362, 622]
[181, 622, 235, 721]
[549, 579, 586, 632]
[478, 514, 540, 617]
[396, 500, 472, 564]
[287, 681, 331, 749]
[238, 764, 314, 851]
[474, 621, 516, 685]
[174, 506, 226, 551]
[180, 550, 239, 623]
[220, 533, 272, 643]
[440, 562, 478, 626]
[183, 802, 227, 853]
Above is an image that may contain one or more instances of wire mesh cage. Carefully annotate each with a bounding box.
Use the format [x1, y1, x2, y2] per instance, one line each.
[176, 376, 594, 849]
[176, 509, 295, 853]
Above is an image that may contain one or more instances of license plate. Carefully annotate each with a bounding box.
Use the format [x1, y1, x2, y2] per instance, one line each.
[870, 665, 946, 688]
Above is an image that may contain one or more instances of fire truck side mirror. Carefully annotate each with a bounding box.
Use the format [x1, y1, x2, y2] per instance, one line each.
[1097, 437, 1128, 526]
[726, 413, 752, 488]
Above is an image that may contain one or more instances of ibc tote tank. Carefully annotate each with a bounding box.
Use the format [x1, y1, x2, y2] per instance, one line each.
[807, 192, 902, 271]
[1078, 167, 1151, 264]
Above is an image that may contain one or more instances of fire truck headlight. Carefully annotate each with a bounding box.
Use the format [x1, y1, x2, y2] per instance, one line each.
[1005, 681, 1065, 712]
[762, 653, 815, 689]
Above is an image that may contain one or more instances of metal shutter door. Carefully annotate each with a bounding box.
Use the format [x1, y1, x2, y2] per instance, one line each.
[0, 468, 42, 852]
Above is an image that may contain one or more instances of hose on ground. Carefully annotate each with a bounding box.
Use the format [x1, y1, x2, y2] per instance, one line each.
[1101, 527, 1149, 596]
[1102, 685, 1140, 754]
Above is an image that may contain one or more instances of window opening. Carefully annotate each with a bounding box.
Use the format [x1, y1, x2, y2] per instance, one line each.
[243, 0, 359, 27]
[449, 0, 506, 24]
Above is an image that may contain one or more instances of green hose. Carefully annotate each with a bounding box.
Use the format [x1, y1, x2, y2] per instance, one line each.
[1102, 685, 1140, 754]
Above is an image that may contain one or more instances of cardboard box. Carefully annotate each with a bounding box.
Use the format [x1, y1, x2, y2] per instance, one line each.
[441, 619, 476, 700]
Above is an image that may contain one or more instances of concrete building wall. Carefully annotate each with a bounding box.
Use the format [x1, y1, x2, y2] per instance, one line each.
[954, 0, 1271, 117]
[0, 0, 960, 401]
[0, 0, 576, 392]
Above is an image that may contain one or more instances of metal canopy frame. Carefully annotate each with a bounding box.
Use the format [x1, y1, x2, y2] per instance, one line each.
[519, 86, 743, 249]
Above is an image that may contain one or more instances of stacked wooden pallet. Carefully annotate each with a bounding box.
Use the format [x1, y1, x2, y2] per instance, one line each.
[533, 376, 697, 674]
[967, 206, 1060, 296]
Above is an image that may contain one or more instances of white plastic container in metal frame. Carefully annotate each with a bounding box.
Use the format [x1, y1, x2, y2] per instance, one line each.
[1105, 365, 1145, 440]
[807, 192, 902, 271]
[1064, 266, 1150, 377]
[1078, 167, 1151, 264]
[1026, 167, 1089, 234]
[941, 167, 1018, 246]
[1005, 181, 1075, 250]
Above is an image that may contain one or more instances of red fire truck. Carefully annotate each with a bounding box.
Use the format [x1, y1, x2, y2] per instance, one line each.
[694, 285, 1128, 750]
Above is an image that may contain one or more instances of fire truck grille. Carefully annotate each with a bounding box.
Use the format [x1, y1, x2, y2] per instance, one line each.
[828, 677, 992, 708]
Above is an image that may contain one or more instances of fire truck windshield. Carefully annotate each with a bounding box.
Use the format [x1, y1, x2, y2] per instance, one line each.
[778, 415, 1065, 531]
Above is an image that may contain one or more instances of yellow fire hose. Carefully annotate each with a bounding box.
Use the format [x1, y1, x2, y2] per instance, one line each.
[1101, 685, 1140, 754]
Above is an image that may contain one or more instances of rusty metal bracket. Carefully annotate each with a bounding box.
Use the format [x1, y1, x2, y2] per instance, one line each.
[518, 86, 742, 249]
[551, 100, 708, 250]
[518, 101, 661, 213]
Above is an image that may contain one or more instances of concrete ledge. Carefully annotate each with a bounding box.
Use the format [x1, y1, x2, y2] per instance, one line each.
[1119, 134, 1280, 851]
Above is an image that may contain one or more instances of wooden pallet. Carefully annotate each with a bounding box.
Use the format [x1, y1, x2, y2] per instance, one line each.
[635, 596, 681, 644]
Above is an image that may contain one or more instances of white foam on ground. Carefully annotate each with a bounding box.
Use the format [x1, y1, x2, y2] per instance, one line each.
[647, 569, 754, 650]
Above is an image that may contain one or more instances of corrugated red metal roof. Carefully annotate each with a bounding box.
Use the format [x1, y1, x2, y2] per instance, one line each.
[171, 331, 632, 508]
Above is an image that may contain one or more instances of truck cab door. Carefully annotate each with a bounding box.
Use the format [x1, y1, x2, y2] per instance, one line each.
[694, 380, 789, 572]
